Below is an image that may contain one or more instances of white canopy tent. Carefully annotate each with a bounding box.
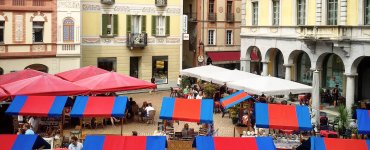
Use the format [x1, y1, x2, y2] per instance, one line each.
[180, 65, 230, 81]
[204, 69, 261, 85]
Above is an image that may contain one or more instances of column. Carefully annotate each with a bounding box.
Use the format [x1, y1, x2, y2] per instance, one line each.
[340, 0, 347, 25]
[316, 0, 322, 25]
[284, 65, 292, 80]
[262, 62, 269, 76]
[345, 75, 355, 114]
[240, 57, 249, 72]
[312, 70, 320, 127]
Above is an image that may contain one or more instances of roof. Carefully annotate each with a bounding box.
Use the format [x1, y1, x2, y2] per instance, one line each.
[310, 137, 370, 150]
[357, 109, 370, 134]
[207, 51, 240, 62]
[55, 66, 108, 82]
[0, 134, 51, 150]
[83, 135, 167, 150]
[220, 91, 252, 109]
[193, 136, 276, 150]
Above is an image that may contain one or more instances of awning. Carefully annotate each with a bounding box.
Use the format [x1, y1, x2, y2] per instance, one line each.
[220, 91, 252, 109]
[310, 137, 370, 150]
[55, 66, 109, 82]
[192, 136, 276, 150]
[159, 97, 213, 124]
[204, 69, 260, 85]
[255, 103, 312, 131]
[207, 51, 240, 64]
[0, 69, 46, 86]
[6, 96, 67, 117]
[357, 109, 370, 134]
[70, 96, 128, 118]
[181, 65, 230, 81]
[0, 134, 51, 150]
[0, 88, 9, 101]
[83, 135, 167, 150]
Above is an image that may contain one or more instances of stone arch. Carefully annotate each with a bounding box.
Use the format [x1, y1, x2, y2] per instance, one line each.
[287, 50, 312, 65]
[350, 56, 365, 75]
[288, 50, 312, 84]
[265, 48, 284, 78]
[247, 46, 262, 74]
[25, 64, 48, 73]
[319, 53, 345, 92]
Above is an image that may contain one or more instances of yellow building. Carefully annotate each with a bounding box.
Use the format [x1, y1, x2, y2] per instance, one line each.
[240, 0, 370, 111]
[81, 0, 183, 86]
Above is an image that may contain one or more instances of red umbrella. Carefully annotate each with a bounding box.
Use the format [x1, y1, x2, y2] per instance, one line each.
[0, 88, 8, 101]
[0, 69, 46, 85]
[74, 72, 156, 94]
[55, 66, 109, 82]
[1, 74, 89, 96]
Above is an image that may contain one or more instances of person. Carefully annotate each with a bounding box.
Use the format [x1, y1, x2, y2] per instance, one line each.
[177, 75, 182, 87]
[23, 123, 35, 135]
[132, 131, 138, 136]
[145, 103, 155, 117]
[28, 116, 40, 133]
[332, 85, 339, 107]
[187, 88, 194, 99]
[181, 123, 190, 137]
[68, 136, 83, 150]
[183, 85, 189, 98]
[258, 94, 267, 103]
[196, 91, 204, 99]
[110, 117, 120, 127]
[150, 77, 156, 94]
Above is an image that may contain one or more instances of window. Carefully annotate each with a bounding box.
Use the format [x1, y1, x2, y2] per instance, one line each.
[272, 0, 280, 25]
[152, 56, 168, 84]
[226, 30, 232, 45]
[297, 0, 306, 25]
[127, 15, 146, 34]
[63, 18, 74, 42]
[102, 14, 118, 36]
[227, 1, 232, 14]
[0, 21, 4, 43]
[208, 30, 215, 45]
[327, 0, 338, 25]
[366, 0, 370, 24]
[209, 0, 214, 13]
[98, 57, 117, 72]
[152, 16, 170, 36]
[252, 2, 258, 25]
[32, 21, 44, 42]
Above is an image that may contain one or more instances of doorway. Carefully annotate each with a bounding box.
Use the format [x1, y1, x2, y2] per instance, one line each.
[130, 57, 140, 78]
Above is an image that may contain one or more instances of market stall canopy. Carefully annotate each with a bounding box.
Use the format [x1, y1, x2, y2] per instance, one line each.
[0, 134, 51, 150]
[180, 65, 230, 81]
[357, 109, 370, 134]
[55, 66, 109, 82]
[192, 136, 276, 150]
[70, 96, 128, 118]
[310, 137, 370, 150]
[255, 103, 312, 131]
[160, 97, 213, 124]
[6, 96, 67, 117]
[0, 74, 89, 96]
[74, 72, 156, 94]
[220, 90, 252, 109]
[0, 88, 9, 101]
[227, 76, 312, 95]
[0, 69, 46, 86]
[204, 69, 261, 85]
[83, 135, 167, 150]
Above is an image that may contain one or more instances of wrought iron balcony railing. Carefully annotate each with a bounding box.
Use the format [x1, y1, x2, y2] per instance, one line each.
[127, 33, 148, 49]
[155, 0, 167, 7]
[208, 13, 217, 22]
[226, 13, 234, 22]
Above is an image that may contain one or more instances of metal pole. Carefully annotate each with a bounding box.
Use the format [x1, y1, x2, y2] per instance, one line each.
[121, 118, 123, 135]
[202, 0, 205, 66]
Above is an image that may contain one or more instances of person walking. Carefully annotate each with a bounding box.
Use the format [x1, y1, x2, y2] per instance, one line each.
[332, 85, 339, 107]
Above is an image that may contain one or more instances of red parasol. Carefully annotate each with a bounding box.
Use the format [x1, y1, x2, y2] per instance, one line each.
[0, 69, 46, 85]
[55, 66, 109, 82]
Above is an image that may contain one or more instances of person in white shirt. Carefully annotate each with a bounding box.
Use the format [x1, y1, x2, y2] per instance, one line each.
[68, 136, 83, 150]
[144, 103, 155, 117]
[196, 91, 204, 99]
[28, 117, 40, 133]
[177, 75, 181, 87]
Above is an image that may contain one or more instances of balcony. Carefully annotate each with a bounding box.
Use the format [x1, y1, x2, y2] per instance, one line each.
[101, 0, 114, 5]
[226, 13, 234, 22]
[127, 33, 148, 49]
[185, 13, 197, 22]
[208, 13, 217, 22]
[155, 0, 167, 7]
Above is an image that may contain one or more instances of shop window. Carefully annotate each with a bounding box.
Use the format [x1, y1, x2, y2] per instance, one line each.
[63, 18, 74, 42]
[297, 53, 312, 85]
[25, 64, 48, 73]
[152, 56, 168, 84]
[32, 21, 44, 42]
[323, 54, 344, 93]
[0, 67, 3, 75]
[98, 57, 116, 72]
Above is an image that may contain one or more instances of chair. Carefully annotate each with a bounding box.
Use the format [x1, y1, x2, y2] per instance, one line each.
[146, 110, 156, 124]
[82, 118, 92, 129]
[95, 117, 105, 128]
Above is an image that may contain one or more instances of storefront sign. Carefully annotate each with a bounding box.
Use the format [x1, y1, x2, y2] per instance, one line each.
[197, 55, 204, 63]
[182, 15, 188, 34]
[183, 34, 189, 40]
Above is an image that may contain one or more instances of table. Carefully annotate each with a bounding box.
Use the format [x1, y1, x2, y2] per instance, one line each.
[274, 139, 301, 150]
[320, 130, 338, 138]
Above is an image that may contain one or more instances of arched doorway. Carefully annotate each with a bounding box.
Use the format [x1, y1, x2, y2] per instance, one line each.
[0, 67, 3, 75]
[322, 54, 344, 94]
[25, 64, 48, 73]
[275, 50, 285, 78]
[357, 57, 370, 100]
[249, 46, 262, 75]
[296, 52, 312, 85]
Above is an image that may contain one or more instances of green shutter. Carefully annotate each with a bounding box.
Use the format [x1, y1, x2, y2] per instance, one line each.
[113, 14, 118, 36]
[151, 15, 156, 36]
[141, 15, 146, 33]
[166, 16, 170, 36]
[102, 14, 109, 35]
[126, 15, 131, 34]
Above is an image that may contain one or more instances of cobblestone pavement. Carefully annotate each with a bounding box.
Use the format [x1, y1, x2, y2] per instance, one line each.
[64, 91, 243, 137]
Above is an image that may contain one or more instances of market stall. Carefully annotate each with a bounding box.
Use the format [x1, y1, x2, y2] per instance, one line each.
[0, 69, 46, 86]
[0, 134, 51, 150]
[180, 65, 230, 81]
[83, 135, 167, 150]
[220, 90, 252, 109]
[55, 66, 108, 82]
[357, 109, 370, 134]
[192, 136, 276, 150]
[309, 137, 370, 150]
[201, 69, 260, 85]
[255, 103, 312, 131]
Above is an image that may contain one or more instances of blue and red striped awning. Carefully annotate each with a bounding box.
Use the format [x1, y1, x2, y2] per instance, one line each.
[6, 96, 67, 117]
[0, 134, 51, 150]
[159, 97, 213, 124]
[220, 91, 252, 109]
[83, 135, 167, 150]
[357, 109, 370, 134]
[70, 96, 128, 118]
[310, 137, 370, 150]
[193, 136, 276, 150]
[255, 103, 312, 131]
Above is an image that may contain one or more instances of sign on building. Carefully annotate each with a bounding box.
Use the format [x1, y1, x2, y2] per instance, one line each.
[182, 15, 188, 34]
[183, 34, 189, 40]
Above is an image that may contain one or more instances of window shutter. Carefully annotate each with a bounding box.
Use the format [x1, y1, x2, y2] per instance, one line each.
[151, 15, 156, 36]
[166, 16, 170, 36]
[102, 14, 109, 35]
[113, 14, 118, 36]
[126, 15, 131, 34]
[141, 15, 146, 33]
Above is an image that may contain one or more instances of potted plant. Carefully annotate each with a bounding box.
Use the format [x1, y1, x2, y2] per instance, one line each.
[203, 83, 218, 98]
[181, 76, 191, 89]
[338, 105, 349, 137]
[229, 107, 239, 124]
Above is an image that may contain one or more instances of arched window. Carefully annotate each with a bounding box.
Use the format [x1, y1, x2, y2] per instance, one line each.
[0, 67, 3, 75]
[25, 64, 48, 73]
[63, 18, 74, 42]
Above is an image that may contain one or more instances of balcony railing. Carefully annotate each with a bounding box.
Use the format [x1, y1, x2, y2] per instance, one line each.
[208, 13, 217, 22]
[12, 0, 25, 6]
[127, 33, 148, 48]
[33, 0, 44, 6]
[101, 0, 114, 5]
[226, 13, 234, 22]
[155, 0, 167, 7]
[185, 13, 197, 21]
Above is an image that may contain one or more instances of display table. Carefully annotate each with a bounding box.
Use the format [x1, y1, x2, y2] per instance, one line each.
[320, 130, 338, 138]
[167, 140, 193, 150]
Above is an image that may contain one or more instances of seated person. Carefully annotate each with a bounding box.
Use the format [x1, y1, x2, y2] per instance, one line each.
[145, 103, 155, 117]
[181, 123, 190, 137]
